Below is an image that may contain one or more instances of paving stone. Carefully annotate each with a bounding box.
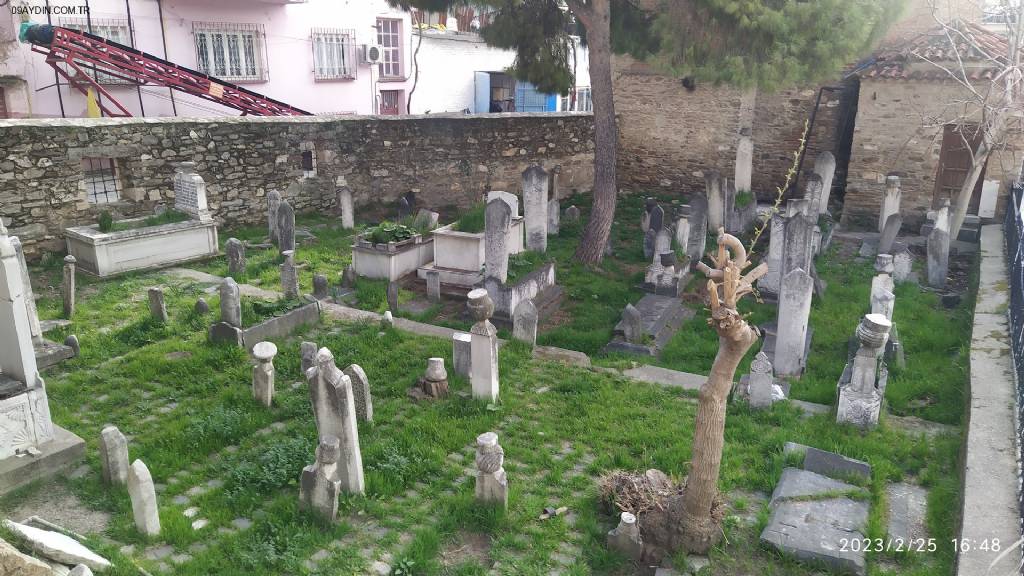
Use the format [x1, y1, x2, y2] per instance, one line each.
[171, 495, 189, 506]
[143, 545, 174, 560]
[183, 507, 200, 518]
[169, 553, 192, 565]
[231, 518, 252, 530]
[310, 548, 331, 562]
[191, 519, 209, 530]
[371, 561, 391, 575]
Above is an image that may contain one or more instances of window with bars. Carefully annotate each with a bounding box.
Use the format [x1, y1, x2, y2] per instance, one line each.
[380, 90, 404, 115]
[193, 22, 267, 82]
[376, 18, 403, 79]
[82, 158, 122, 204]
[311, 28, 356, 80]
[60, 18, 133, 85]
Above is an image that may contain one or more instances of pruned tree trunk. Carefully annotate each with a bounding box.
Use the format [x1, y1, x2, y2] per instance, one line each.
[569, 0, 618, 265]
[949, 118, 1003, 239]
[681, 231, 767, 553]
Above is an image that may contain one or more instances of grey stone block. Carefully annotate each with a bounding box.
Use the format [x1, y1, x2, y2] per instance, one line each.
[760, 498, 868, 575]
[803, 447, 871, 483]
[769, 468, 858, 508]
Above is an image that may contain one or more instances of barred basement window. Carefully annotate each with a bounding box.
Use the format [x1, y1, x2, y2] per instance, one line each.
[311, 28, 356, 80]
[193, 22, 268, 82]
[82, 158, 122, 204]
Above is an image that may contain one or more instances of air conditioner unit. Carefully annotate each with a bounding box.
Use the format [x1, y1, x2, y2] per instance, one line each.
[362, 44, 384, 65]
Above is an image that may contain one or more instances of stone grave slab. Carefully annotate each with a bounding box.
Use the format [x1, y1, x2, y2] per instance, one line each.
[768, 468, 859, 507]
[606, 294, 693, 356]
[761, 498, 869, 576]
[886, 482, 928, 542]
[803, 447, 871, 483]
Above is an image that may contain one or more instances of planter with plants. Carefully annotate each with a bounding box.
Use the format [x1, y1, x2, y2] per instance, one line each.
[351, 221, 436, 281]
[65, 208, 219, 277]
[418, 204, 525, 288]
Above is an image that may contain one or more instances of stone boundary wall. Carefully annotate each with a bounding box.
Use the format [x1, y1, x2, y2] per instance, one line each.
[957, 224, 1022, 575]
[0, 113, 595, 257]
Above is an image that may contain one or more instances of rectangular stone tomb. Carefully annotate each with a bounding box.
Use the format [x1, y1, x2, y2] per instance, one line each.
[483, 262, 559, 323]
[65, 219, 219, 277]
[605, 294, 694, 356]
[418, 220, 525, 288]
[210, 302, 321, 349]
[759, 321, 814, 374]
[351, 231, 435, 282]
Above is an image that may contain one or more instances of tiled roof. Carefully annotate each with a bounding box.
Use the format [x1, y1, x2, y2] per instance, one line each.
[857, 21, 1009, 81]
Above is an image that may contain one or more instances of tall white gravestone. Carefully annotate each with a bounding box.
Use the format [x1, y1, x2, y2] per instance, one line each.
[813, 151, 836, 215]
[128, 460, 160, 536]
[337, 186, 354, 230]
[879, 175, 902, 233]
[484, 199, 513, 283]
[774, 268, 814, 377]
[173, 162, 212, 222]
[522, 165, 549, 253]
[927, 201, 951, 289]
[468, 289, 499, 402]
[735, 135, 753, 193]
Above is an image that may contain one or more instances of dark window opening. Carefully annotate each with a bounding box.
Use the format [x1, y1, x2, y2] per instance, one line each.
[301, 150, 314, 171]
[0, 87, 7, 119]
[82, 158, 122, 204]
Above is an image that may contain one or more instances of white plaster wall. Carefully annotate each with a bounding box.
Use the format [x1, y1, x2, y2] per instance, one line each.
[6, 0, 413, 117]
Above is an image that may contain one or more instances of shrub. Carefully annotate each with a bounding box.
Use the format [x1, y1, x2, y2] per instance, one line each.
[366, 221, 417, 244]
[453, 203, 486, 234]
[223, 435, 311, 508]
[97, 211, 114, 232]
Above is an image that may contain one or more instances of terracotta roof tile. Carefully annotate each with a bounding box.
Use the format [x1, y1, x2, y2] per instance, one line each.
[857, 20, 1008, 81]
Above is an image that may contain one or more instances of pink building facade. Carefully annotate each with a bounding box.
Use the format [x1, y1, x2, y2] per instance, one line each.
[0, 0, 416, 117]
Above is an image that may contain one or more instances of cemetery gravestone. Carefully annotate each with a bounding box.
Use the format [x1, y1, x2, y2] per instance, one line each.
[735, 135, 753, 194]
[484, 199, 513, 283]
[337, 186, 354, 230]
[148, 288, 168, 323]
[927, 201, 951, 289]
[99, 426, 129, 486]
[386, 281, 400, 312]
[837, 314, 891, 429]
[277, 200, 296, 253]
[172, 162, 212, 221]
[564, 205, 580, 223]
[312, 274, 329, 300]
[63, 255, 76, 318]
[301, 341, 318, 375]
[453, 332, 472, 378]
[418, 357, 449, 398]
[128, 460, 160, 536]
[512, 299, 538, 346]
[226, 238, 246, 277]
[621, 304, 643, 344]
[748, 351, 775, 409]
[281, 251, 300, 299]
[306, 348, 365, 494]
[267, 190, 282, 244]
[426, 269, 441, 302]
[878, 213, 902, 255]
[879, 176, 901, 233]
[343, 364, 373, 423]
[468, 289, 499, 402]
[548, 198, 560, 236]
[299, 436, 342, 523]
[252, 341, 277, 408]
[813, 151, 837, 215]
[522, 165, 549, 252]
[487, 191, 519, 217]
[475, 432, 508, 508]
[706, 171, 725, 231]
[774, 269, 814, 377]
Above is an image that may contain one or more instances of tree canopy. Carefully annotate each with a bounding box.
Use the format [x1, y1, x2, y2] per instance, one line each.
[389, 0, 905, 93]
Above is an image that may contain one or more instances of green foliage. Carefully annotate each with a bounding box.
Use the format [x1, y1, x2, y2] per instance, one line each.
[479, 0, 575, 95]
[506, 250, 548, 280]
[97, 210, 113, 232]
[735, 189, 754, 208]
[367, 221, 418, 244]
[185, 406, 250, 449]
[453, 203, 486, 233]
[223, 435, 311, 509]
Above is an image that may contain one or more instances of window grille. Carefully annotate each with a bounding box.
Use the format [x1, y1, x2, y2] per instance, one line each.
[377, 19, 403, 78]
[193, 22, 268, 82]
[60, 18, 134, 84]
[82, 158, 121, 204]
[312, 28, 356, 80]
[380, 90, 404, 115]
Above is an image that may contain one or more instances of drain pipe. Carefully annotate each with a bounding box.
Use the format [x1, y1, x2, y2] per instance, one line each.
[156, 0, 177, 116]
[790, 85, 841, 195]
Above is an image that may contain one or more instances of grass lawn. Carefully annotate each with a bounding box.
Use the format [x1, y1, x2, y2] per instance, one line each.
[1, 194, 969, 574]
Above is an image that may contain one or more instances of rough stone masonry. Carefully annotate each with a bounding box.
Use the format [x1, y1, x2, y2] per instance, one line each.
[0, 114, 595, 258]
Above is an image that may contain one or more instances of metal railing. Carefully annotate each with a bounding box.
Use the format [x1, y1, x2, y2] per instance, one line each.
[1003, 181, 1024, 530]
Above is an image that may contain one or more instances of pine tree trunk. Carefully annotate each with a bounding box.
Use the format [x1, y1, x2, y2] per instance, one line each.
[573, 0, 617, 265]
[679, 316, 758, 553]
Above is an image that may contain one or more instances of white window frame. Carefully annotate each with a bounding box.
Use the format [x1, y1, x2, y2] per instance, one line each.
[575, 87, 592, 112]
[59, 18, 133, 85]
[193, 22, 268, 82]
[311, 28, 356, 81]
[376, 18, 403, 79]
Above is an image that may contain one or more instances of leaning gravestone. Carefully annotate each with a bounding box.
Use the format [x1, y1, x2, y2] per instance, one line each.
[306, 347, 365, 494]
[128, 460, 160, 536]
[343, 363, 373, 423]
[277, 200, 296, 253]
[802, 174, 824, 219]
[267, 190, 282, 244]
[148, 288, 168, 323]
[648, 204, 665, 236]
[548, 198, 560, 236]
[706, 171, 724, 231]
[813, 151, 837, 215]
[621, 303, 643, 344]
[522, 165, 549, 253]
[300, 341, 318, 375]
[512, 299, 538, 346]
[226, 238, 246, 277]
[413, 208, 439, 230]
[99, 426, 129, 486]
[759, 215, 785, 294]
[337, 186, 354, 230]
[879, 175, 901, 233]
[878, 213, 903, 255]
[484, 199, 513, 283]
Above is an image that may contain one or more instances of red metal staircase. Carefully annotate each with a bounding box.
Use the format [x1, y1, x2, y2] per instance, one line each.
[21, 24, 311, 117]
